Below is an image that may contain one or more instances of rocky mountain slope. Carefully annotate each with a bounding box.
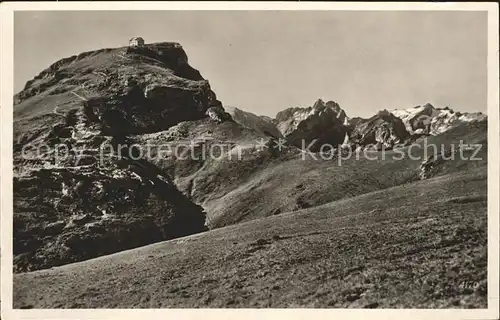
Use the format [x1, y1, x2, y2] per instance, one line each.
[274, 99, 349, 151]
[349, 110, 412, 149]
[13, 41, 488, 278]
[224, 106, 283, 138]
[13, 42, 225, 272]
[14, 169, 487, 308]
[204, 119, 487, 228]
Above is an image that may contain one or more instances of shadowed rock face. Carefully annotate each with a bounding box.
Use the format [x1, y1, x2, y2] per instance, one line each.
[274, 99, 349, 151]
[13, 164, 207, 272]
[13, 42, 222, 272]
[349, 110, 412, 149]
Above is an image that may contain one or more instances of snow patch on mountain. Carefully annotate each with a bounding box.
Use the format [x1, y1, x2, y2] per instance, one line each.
[391, 104, 486, 136]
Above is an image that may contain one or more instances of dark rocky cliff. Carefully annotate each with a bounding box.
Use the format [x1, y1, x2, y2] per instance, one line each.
[13, 42, 224, 272]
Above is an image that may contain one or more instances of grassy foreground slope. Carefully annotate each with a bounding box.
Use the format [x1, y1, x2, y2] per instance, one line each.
[14, 168, 487, 308]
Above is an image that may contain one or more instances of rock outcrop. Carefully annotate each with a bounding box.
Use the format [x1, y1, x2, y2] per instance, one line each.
[274, 99, 349, 151]
[418, 119, 488, 180]
[349, 110, 411, 149]
[13, 42, 222, 272]
[205, 105, 233, 123]
[14, 163, 206, 272]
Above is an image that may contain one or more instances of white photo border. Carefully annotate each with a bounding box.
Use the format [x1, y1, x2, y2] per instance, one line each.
[1, 2, 498, 320]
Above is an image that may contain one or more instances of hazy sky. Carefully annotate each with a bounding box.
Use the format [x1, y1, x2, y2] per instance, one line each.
[14, 10, 487, 118]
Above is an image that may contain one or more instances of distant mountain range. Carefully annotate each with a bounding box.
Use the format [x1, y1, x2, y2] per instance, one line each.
[229, 99, 486, 150]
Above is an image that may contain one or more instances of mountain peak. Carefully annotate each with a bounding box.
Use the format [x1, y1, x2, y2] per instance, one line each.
[15, 41, 224, 135]
[350, 109, 411, 149]
[312, 98, 342, 112]
[312, 98, 325, 108]
[13, 41, 231, 272]
[391, 103, 486, 135]
[274, 99, 349, 150]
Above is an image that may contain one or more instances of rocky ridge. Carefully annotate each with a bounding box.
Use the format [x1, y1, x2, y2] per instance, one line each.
[274, 99, 349, 151]
[269, 100, 486, 151]
[349, 110, 412, 150]
[225, 106, 283, 138]
[391, 103, 486, 136]
[13, 42, 226, 272]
